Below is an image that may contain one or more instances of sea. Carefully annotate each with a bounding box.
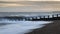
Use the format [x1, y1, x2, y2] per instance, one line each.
[0, 18, 52, 34]
[0, 7, 59, 34]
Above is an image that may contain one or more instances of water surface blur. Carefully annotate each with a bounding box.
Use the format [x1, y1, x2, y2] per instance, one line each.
[0, 19, 52, 34]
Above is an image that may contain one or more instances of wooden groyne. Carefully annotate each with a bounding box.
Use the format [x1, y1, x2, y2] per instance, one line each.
[0, 14, 60, 21]
[23, 14, 60, 21]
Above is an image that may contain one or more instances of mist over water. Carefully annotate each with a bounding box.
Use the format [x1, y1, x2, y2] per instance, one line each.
[0, 18, 52, 34]
[0, 9, 58, 34]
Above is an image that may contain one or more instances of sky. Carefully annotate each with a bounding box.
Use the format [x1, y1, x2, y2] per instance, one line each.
[0, 0, 60, 12]
[0, 0, 60, 1]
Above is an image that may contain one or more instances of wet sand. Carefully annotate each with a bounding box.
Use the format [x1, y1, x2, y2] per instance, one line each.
[25, 20, 60, 34]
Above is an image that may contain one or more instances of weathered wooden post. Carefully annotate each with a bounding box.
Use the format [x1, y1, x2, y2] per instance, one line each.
[48, 15, 49, 18]
[52, 15, 54, 20]
[47, 15, 49, 20]
[40, 16, 41, 19]
[43, 16, 45, 18]
[57, 14, 58, 18]
[40, 16, 41, 20]
[43, 16, 45, 20]
[56, 14, 58, 20]
[52, 15, 54, 18]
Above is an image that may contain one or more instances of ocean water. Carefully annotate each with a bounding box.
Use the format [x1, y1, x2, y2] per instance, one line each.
[0, 7, 56, 34]
[0, 19, 52, 34]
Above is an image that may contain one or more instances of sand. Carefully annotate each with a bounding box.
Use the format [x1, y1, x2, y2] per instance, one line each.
[25, 20, 60, 34]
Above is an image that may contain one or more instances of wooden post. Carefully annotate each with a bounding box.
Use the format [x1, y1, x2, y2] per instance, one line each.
[40, 16, 41, 19]
[57, 14, 58, 20]
[52, 15, 54, 18]
[57, 14, 58, 18]
[36, 17, 37, 19]
[48, 15, 49, 18]
[52, 15, 54, 20]
[44, 16, 45, 20]
[44, 16, 45, 19]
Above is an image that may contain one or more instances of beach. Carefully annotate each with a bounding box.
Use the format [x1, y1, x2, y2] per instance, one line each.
[26, 20, 60, 34]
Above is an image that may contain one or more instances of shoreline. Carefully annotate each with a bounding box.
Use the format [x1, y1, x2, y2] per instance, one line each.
[25, 20, 60, 34]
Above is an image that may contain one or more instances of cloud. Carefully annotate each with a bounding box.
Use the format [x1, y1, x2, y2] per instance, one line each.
[0, 3, 33, 7]
[0, 1, 60, 12]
